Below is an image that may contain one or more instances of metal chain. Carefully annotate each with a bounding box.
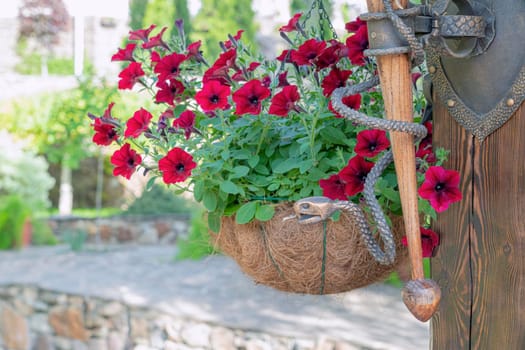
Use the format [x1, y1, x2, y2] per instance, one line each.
[301, 0, 338, 40]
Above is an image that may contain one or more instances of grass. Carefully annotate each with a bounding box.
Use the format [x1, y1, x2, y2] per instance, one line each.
[43, 207, 122, 218]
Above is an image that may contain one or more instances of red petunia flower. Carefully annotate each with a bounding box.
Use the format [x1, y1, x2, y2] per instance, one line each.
[90, 101, 118, 146]
[278, 71, 290, 87]
[110, 143, 142, 179]
[329, 94, 362, 118]
[276, 49, 291, 63]
[142, 27, 169, 50]
[290, 39, 327, 66]
[411, 72, 422, 86]
[416, 144, 437, 164]
[346, 25, 369, 66]
[158, 147, 197, 184]
[195, 80, 231, 112]
[186, 40, 203, 61]
[129, 24, 156, 42]
[279, 13, 302, 32]
[124, 108, 153, 138]
[419, 121, 433, 149]
[339, 156, 374, 196]
[319, 174, 347, 200]
[172, 110, 196, 139]
[111, 43, 136, 62]
[232, 79, 271, 115]
[155, 78, 186, 106]
[154, 52, 187, 82]
[402, 227, 440, 258]
[315, 45, 342, 70]
[345, 18, 366, 33]
[203, 49, 237, 84]
[321, 68, 352, 97]
[118, 62, 145, 90]
[354, 129, 390, 158]
[269, 85, 301, 117]
[224, 30, 244, 49]
[418, 166, 462, 212]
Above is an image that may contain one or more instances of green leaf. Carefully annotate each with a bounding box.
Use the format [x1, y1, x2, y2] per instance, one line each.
[220, 180, 242, 194]
[299, 159, 313, 174]
[255, 204, 275, 221]
[267, 182, 280, 191]
[224, 203, 241, 216]
[203, 191, 218, 211]
[145, 176, 158, 192]
[320, 126, 350, 145]
[236, 201, 258, 224]
[231, 166, 250, 178]
[273, 158, 300, 174]
[193, 181, 205, 202]
[247, 155, 260, 168]
[208, 212, 222, 233]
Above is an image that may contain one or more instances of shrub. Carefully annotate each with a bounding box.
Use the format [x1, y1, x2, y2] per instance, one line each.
[0, 196, 30, 250]
[175, 210, 216, 260]
[124, 184, 193, 216]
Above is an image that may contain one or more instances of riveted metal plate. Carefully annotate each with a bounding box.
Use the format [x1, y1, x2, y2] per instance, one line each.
[427, 0, 525, 141]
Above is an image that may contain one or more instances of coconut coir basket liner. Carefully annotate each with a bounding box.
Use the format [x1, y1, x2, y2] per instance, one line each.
[211, 203, 408, 294]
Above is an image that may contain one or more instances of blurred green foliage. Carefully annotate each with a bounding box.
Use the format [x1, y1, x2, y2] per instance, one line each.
[124, 184, 193, 216]
[0, 196, 30, 250]
[175, 210, 216, 260]
[15, 53, 75, 75]
[31, 218, 58, 246]
[129, 0, 149, 30]
[143, 0, 192, 39]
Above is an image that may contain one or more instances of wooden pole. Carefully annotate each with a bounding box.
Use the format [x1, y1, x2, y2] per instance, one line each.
[365, 0, 440, 322]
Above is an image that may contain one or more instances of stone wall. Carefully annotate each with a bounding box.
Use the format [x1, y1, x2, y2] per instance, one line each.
[0, 285, 359, 350]
[47, 215, 191, 245]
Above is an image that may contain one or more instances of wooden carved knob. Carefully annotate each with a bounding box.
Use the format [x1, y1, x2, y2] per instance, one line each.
[402, 278, 441, 322]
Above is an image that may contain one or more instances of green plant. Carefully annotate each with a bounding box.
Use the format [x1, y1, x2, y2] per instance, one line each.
[15, 53, 74, 75]
[124, 184, 192, 215]
[0, 196, 30, 250]
[175, 210, 216, 260]
[31, 218, 58, 245]
[89, 12, 460, 235]
[61, 229, 87, 251]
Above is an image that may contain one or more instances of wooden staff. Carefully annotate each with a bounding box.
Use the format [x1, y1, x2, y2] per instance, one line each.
[365, 0, 440, 322]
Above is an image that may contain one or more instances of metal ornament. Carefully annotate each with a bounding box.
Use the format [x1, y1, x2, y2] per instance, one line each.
[427, 0, 525, 141]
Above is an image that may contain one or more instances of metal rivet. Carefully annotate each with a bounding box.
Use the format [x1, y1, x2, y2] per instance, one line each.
[428, 66, 436, 74]
[447, 99, 455, 107]
[370, 32, 377, 39]
[506, 98, 515, 107]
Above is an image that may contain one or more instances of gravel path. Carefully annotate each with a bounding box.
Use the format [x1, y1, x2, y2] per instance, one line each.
[0, 245, 429, 350]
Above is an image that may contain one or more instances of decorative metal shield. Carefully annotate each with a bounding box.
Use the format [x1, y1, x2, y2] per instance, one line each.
[427, 0, 525, 141]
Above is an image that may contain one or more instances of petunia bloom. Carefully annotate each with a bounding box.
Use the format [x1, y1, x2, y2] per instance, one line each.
[92, 118, 118, 146]
[128, 24, 156, 42]
[118, 62, 145, 90]
[110, 143, 142, 179]
[155, 78, 186, 106]
[268, 85, 301, 117]
[195, 80, 231, 112]
[321, 67, 352, 97]
[290, 39, 327, 66]
[124, 108, 153, 138]
[279, 13, 302, 32]
[339, 156, 374, 196]
[319, 174, 347, 200]
[158, 147, 197, 184]
[111, 43, 136, 62]
[172, 110, 195, 139]
[418, 166, 462, 212]
[402, 227, 440, 258]
[203, 49, 237, 84]
[232, 79, 271, 115]
[354, 129, 390, 158]
[154, 52, 187, 82]
[346, 24, 369, 66]
[329, 94, 362, 118]
[345, 18, 366, 33]
[224, 30, 244, 49]
[142, 27, 170, 50]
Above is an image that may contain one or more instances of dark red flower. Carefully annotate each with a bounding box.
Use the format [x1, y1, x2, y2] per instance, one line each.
[279, 13, 302, 32]
[155, 78, 186, 105]
[224, 29, 244, 49]
[402, 227, 440, 258]
[158, 147, 197, 184]
[142, 27, 170, 50]
[111, 43, 136, 62]
[172, 110, 196, 139]
[339, 156, 374, 196]
[315, 45, 342, 70]
[416, 144, 437, 164]
[118, 62, 144, 90]
[151, 51, 161, 64]
[319, 174, 347, 200]
[290, 39, 327, 66]
[411, 72, 422, 86]
[261, 75, 272, 88]
[232, 79, 271, 115]
[203, 49, 237, 84]
[346, 25, 369, 66]
[419, 121, 433, 149]
[276, 49, 291, 63]
[345, 18, 366, 33]
[418, 166, 462, 212]
[129, 24, 156, 42]
[354, 129, 390, 158]
[92, 108, 119, 145]
[278, 71, 290, 87]
[321, 68, 352, 97]
[186, 40, 203, 61]
[329, 94, 362, 118]
[124, 108, 153, 138]
[269, 85, 301, 116]
[111, 143, 142, 179]
[195, 80, 231, 112]
[154, 52, 187, 81]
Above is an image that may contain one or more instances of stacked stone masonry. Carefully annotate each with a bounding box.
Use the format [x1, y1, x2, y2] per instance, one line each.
[0, 285, 363, 350]
[47, 215, 190, 245]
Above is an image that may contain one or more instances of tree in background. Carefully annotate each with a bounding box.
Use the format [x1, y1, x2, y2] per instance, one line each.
[129, 0, 149, 30]
[18, 0, 70, 76]
[191, 0, 257, 59]
[142, 0, 192, 39]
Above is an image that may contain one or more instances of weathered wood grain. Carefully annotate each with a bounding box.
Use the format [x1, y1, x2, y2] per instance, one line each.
[431, 97, 525, 348]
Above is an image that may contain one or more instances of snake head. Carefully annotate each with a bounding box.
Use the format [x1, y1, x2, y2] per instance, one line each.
[292, 196, 339, 224]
